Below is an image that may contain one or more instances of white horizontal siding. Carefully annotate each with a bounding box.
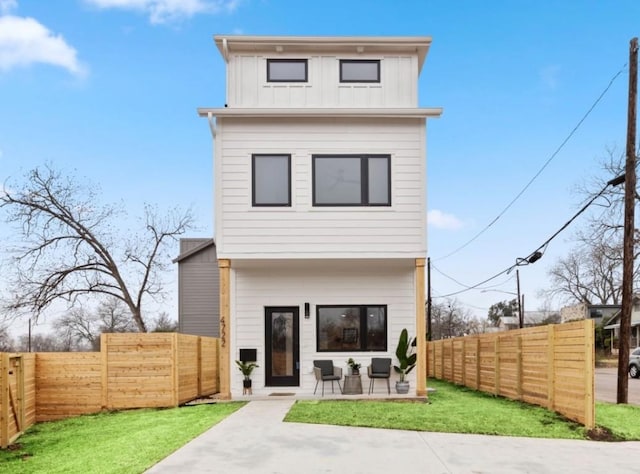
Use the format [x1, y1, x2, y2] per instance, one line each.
[227, 54, 418, 108]
[229, 259, 417, 397]
[216, 117, 427, 259]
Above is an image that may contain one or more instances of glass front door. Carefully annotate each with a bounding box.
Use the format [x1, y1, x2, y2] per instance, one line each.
[265, 307, 300, 386]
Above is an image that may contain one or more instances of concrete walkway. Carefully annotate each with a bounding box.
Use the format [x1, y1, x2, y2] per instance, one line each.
[147, 400, 640, 474]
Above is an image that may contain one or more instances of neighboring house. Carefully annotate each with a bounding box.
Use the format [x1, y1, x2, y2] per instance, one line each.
[197, 35, 442, 398]
[560, 302, 621, 325]
[603, 303, 640, 350]
[173, 238, 220, 338]
[497, 311, 559, 331]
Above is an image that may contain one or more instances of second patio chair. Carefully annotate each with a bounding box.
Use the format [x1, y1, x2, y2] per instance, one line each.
[367, 357, 391, 395]
[313, 360, 343, 396]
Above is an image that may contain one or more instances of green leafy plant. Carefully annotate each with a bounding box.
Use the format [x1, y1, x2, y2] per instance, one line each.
[393, 328, 416, 382]
[235, 360, 259, 380]
[346, 358, 361, 371]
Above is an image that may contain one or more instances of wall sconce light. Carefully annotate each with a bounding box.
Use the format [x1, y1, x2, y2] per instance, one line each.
[304, 302, 310, 319]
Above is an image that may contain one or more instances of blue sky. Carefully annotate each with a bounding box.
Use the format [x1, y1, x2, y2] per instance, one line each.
[1, 0, 639, 335]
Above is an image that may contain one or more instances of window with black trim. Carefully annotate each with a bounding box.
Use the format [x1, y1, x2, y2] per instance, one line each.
[316, 305, 387, 352]
[267, 59, 308, 82]
[252, 154, 291, 206]
[312, 154, 390, 206]
[340, 59, 380, 83]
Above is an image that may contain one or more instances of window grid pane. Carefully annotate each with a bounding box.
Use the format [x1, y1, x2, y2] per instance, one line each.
[267, 59, 307, 82]
[253, 155, 290, 206]
[314, 157, 361, 205]
[340, 60, 380, 82]
[368, 157, 390, 205]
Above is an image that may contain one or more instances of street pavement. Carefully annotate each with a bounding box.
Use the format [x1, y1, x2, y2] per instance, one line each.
[147, 399, 640, 474]
[595, 367, 640, 405]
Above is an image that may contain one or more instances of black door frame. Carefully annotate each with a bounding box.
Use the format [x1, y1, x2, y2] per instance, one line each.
[264, 306, 300, 387]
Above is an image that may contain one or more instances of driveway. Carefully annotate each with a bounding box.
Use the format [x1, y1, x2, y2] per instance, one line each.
[595, 367, 640, 405]
[147, 400, 640, 474]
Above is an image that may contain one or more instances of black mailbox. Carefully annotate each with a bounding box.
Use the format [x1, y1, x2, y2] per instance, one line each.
[239, 348, 257, 362]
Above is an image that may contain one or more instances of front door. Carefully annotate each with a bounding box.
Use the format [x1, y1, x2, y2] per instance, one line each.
[265, 307, 299, 386]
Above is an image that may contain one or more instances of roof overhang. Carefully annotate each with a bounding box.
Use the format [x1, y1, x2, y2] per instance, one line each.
[172, 238, 216, 264]
[214, 35, 433, 72]
[197, 107, 443, 119]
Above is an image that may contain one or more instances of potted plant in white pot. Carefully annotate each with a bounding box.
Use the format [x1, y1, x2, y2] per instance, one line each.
[235, 360, 259, 393]
[393, 328, 416, 394]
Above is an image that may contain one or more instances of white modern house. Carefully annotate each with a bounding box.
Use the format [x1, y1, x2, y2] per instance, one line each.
[198, 35, 442, 398]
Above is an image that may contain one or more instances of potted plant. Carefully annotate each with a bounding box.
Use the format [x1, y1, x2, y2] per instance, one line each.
[393, 328, 416, 394]
[346, 357, 361, 375]
[235, 360, 259, 392]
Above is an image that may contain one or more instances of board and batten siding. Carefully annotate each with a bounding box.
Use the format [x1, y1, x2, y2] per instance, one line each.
[228, 259, 416, 397]
[215, 117, 427, 259]
[227, 54, 418, 108]
[177, 239, 220, 337]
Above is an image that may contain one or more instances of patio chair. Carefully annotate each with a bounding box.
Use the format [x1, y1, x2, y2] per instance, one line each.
[367, 358, 391, 395]
[313, 360, 343, 396]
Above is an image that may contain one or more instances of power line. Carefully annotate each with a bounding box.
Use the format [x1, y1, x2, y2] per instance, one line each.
[433, 174, 623, 299]
[435, 63, 628, 261]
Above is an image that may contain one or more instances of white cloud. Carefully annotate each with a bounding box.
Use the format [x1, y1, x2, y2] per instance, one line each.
[0, 0, 17, 15]
[85, 0, 240, 24]
[0, 15, 86, 76]
[428, 209, 464, 230]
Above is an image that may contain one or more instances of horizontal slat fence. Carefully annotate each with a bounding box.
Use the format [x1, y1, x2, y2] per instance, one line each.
[1, 333, 220, 447]
[427, 320, 594, 428]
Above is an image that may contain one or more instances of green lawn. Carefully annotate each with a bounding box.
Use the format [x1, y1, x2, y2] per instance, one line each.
[285, 379, 640, 441]
[0, 402, 245, 474]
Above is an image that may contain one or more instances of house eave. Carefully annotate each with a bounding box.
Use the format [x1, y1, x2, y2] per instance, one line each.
[197, 107, 443, 119]
[214, 35, 433, 71]
[173, 239, 216, 264]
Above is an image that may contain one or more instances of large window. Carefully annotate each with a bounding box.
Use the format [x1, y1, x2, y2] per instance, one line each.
[312, 154, 391, 206]
[340, 59, 380, 83]
[252, 154, 291, 206]
[316, 305, 387, 352]
[267, 59, 308, 82]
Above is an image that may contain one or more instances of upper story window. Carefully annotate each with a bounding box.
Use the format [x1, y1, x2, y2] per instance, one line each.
[267, 59, 308, 82]
[340, 59, 380, 83]
[252, 154, 291, 207]
[312, 154, 391, 207]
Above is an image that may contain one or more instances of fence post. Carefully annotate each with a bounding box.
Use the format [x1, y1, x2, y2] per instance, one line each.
[516, 335, 522, 400]
[461, 338, 466, 386]
[475, 337, 480, 390]
[1, 353, 9, 448]
[584, 320, 595, 428]
[171, 333, 179, 407]
[101, 333, 108, 410]
[439, 340, 444, 379]
[494, 336, 500, 396]
[547, 325, 555, 411]
[197, 337, 203, 397]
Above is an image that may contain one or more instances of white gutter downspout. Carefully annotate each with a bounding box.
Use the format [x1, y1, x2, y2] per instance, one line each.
[222, 38, 229, 63]
[207, 111, 217, 138]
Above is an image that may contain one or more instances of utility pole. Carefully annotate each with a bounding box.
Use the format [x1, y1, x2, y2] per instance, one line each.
[618, 37, 638, 404]
[516, 269, 523, 328]
[427, 257, 432, 341]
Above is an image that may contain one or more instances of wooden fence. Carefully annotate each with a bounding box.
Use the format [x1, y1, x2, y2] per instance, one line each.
[0, 333, 219, 448]
[427, 320, 595, 428]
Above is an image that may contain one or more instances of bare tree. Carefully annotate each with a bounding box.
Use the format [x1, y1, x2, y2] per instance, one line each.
[544, 148, 640, 306]
[0, 326, 14, 352]
[54, 297, 138, 350]
[150, 312, 179, 332]
[430, 299, 481, 339]
[546, 239, 625, 305]
[0, 165, 193, 331]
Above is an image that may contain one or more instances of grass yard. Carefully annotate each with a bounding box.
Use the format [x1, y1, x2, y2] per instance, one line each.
[0, 402, 245, 474]
[285, 379, 640, 441]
